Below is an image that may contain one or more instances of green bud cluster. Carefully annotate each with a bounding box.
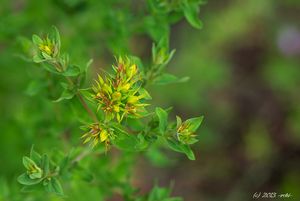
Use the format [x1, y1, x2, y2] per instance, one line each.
[32, 27, 60, 63]
[18, 147, 64, 196]
[176, 116, 204, 144]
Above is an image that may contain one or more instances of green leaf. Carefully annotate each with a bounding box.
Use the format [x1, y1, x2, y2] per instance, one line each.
[152, 37, 175, 67]
[153, 73, 189, 85]
[62, 65, 81, 76]
[165, 139, 182, 153]
[51, 178, 64, 196]
[185, 116, 204, 132]
[51, 26, 61, 51]
[138, 88, 152, 100]
[176, 116, 182, 128]
[148, 185, 182, 201]
[42, 63, 61, 74]
[53, 88, 75, 102]
[21, 186, 35, 193]
[17, 173, 43, 186]
[181, 144, 195, 160]
[155, 107, 168, 134]
[29, 171, 43, 180]
[166, 139, 195, 160]
[144, 15, 170, 42]
[44, 179, 53, 193]
[165, 198, 183, 201]
[146, 146, 171, 167]
[111, 124, 146, 151]
[183, 3, 203, 29]
[135, 133, 149, 150]
[85, 59, 93, 72]
[30, 145, 42, 165]
[59, 53, 70, 70]
[41, 52, 52, 60]
[25, 80, 47, 96]
[72, 165, 94, 182]
[59, 155, 70, 177]
[112, 132, 139, 151]
[32, 54, 45, 63]
[22, 157, 37, 170]
[32, 34, 43, 45]
[148, 185, 170, 201]
[41, 154, 50, 176]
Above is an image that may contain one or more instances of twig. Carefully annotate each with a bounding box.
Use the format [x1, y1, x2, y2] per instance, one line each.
[71, 148, 92, 165]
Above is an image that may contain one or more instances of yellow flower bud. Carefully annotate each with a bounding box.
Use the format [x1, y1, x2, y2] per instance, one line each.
[39, 44, 53, 56]
[112, 91, 121, 100]
[127, 64, 137, 78]
[127, 96, 139, 104]
[103, 84, 112, 94]
[100, 129, 108, 142]
[44, 45, 52, 55]
[113, 105, 120, 112]
[121, 83, 131, 91]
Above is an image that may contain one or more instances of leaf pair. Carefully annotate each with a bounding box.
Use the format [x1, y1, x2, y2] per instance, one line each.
[17, 147, 64, 196]
[155, 107, 204, 160]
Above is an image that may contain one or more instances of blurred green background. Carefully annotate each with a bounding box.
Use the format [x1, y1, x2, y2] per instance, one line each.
[1, 0, 300, 200]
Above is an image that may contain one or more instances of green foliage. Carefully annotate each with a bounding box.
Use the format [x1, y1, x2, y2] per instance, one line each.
[155, 107, 169, 134]
[14, 0, 205, 199]
[18, 147, 64, 196]
[141, 185, 183, 201]
[17, 25, 203, 198]
[1, 0, 299, 200]
[147, 0, 204, 30]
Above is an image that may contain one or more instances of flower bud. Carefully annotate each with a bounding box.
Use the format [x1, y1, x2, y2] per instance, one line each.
[112, 91, 121, 100]
[113, 105, 120, 113]
[127, 96, 139, 104]
[100, 129, 108, 142]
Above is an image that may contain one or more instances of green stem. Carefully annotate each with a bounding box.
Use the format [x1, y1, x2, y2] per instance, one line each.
[52, 60, 99, 123]
[71, 148, 92, 165]
[77, 92, 99, 123]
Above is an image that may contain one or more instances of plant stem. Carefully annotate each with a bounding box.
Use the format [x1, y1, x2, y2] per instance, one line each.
[71, 148, 91, 165]
[77, 92, 99, 122]
[53, 61, 99, 123]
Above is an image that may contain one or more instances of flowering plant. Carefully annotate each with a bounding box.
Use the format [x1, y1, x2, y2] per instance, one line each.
[17, 0, 205, 199]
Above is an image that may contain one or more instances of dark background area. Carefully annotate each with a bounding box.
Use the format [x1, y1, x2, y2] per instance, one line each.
[1, 0, 300, 200]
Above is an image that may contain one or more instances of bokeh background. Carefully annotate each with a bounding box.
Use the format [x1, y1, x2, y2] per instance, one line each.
[1, 0, 300, 200]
